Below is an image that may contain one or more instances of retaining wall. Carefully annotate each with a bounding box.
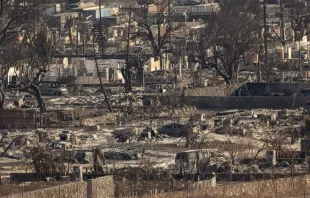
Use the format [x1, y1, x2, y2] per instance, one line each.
[186, 96, 308, 109]
[239, 82, 310, 96]
[145, 96, 310, 109]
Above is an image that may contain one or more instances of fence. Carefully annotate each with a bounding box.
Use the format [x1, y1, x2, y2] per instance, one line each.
[3, 175, 310, 198]
[141, 175, 310, 198]
[115, 177, 216, 197]
[0, 109, 37, 129]
[0, 176, 114, 198]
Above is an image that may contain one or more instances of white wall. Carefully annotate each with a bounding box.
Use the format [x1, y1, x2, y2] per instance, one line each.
[83, 59, 125, 81]
[7, 67, 20, 84]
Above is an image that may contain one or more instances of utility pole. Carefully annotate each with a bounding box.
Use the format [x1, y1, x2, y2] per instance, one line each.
[263, 0, 268, 72]
[83, 23, 85, 54]
[168, 0, 171, 70]
[96, 0, 112, 112]
[98, 0, 104, 54]
[158, 12, 163, 70]
[279, 0, 285, 45]
[125, 6, 132, 93]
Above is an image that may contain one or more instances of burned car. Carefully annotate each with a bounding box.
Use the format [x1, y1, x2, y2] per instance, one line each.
[104, 149, 141, 160]
[157, 123, 188, 137]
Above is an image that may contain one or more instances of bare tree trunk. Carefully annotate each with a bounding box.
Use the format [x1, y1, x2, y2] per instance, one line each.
[160, 54, 163, 70]
[157, 13, 163, 70]
[126, 70, 132, 92]
[192, 69, 196, 89]
[121, 67, 132, 93]
[263, 0, 268, 71]
[29, 85, 45, 127]
[279, 0, 286, 46]
[216, 70, 230, 85]
[137, 65, 144, 86]
[299, 40, 302, 72]
[94, 57, 113, 112]
[32, 85, 45, 114]
[257, 38, 263, 82]
[0, 85, 5, 110]
[233, 64, 240, 85]
[254, 143, 266, 160]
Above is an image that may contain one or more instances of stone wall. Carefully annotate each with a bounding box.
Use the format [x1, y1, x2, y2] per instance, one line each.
[148, 175, 308, 198]
[0, 176, 113, 198]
